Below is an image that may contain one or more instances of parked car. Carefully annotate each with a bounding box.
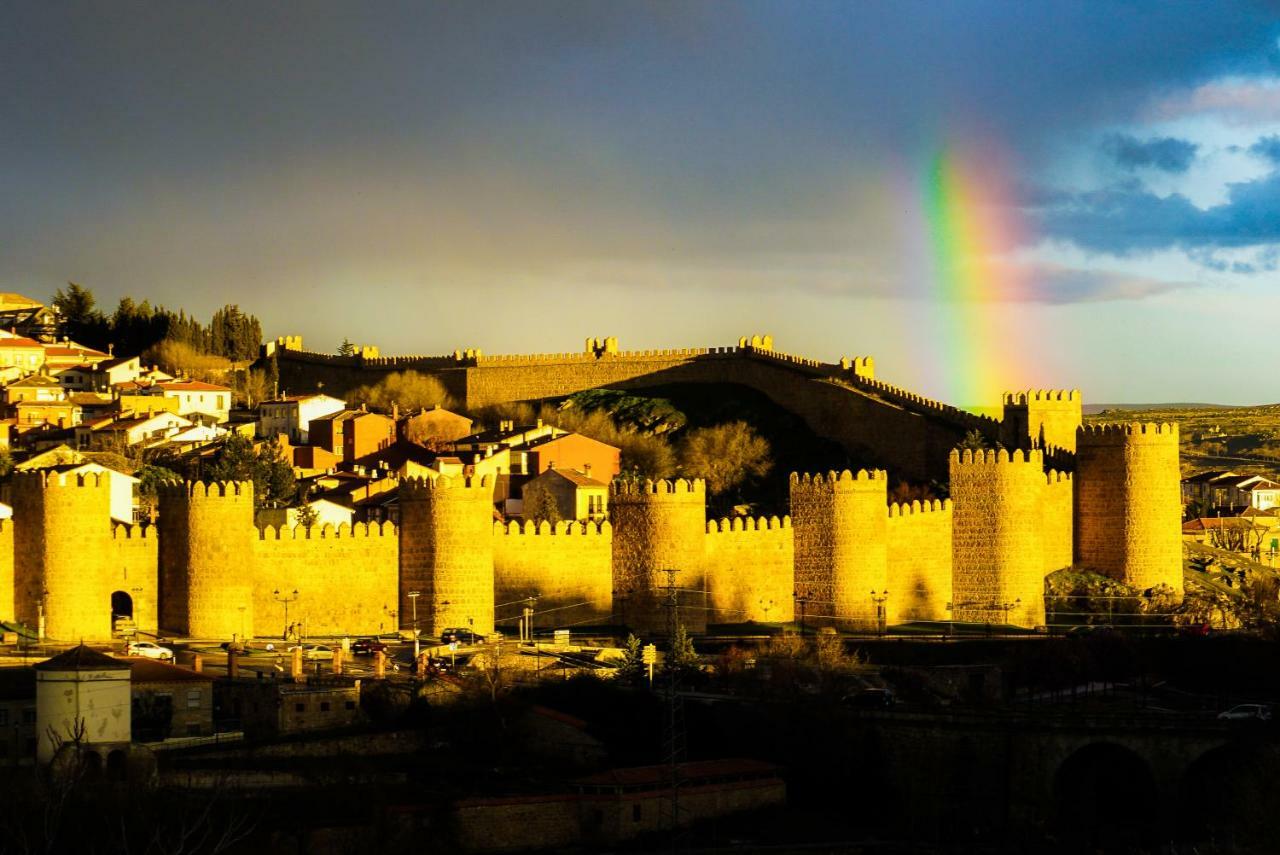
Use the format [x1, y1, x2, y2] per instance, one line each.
[288, 644, 334, 661]
[440, 628, 484, 645]
[351, 638, 389, 656]
[1218, 704, 1272, 721]
[843, 688, 896, 709]
[128, 641, 174, 661]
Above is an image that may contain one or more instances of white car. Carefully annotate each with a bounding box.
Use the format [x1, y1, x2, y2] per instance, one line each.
[1218, 704, 1272, 721]
[128, 641, 174, 661]
[288, 644, 334, 661]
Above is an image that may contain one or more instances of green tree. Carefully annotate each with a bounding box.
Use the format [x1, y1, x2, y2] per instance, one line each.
[0, 450, 13, 478]
[52, 282, 110, 347]
[956, 429, 989, 452]
[294, 502, 319, 531]
[616, 634, 645, 685]
[206, 435, 295, 508]
[678, 421, 772, 496]
[619, 432, 676, 479]
[338, 338, 356, 356]
[525, 488, 562, 526]
[663, 622, 700, 680]
[351, 371, 451, 412]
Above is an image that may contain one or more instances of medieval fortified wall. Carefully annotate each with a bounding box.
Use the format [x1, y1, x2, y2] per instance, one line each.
[0, 337, 1182, 640]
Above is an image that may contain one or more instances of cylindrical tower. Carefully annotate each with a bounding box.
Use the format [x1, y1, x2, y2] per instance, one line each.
[158, 481, 255, 638]
[610, 479, 707, 635]
[949, 449, 1047, 627]
[399, 475, 495, 637]
[1076, 423, 1182, 594]
[790, 470, 888, 630]
[12, 471, 113, 640]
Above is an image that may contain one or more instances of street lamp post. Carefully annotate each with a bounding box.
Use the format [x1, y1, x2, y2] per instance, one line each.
[793, 589, 810, 637]
[408, 591, 420, 657]
[870, 590, 890, 637]
[238, 605, 247, 644]
[273, 589, 299, 640]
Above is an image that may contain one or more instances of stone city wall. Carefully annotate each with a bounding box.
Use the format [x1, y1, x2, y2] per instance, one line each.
[949, 450, 1048, 628]
[492, 520, 614, 630]
[252, 523, 399, 638]
[1041, 470, 1074, 576]
[886, 500, 953, 623]
[704, 516, 795, 624]
[110, 523, 160, 633]
[0, 522, 13, 623]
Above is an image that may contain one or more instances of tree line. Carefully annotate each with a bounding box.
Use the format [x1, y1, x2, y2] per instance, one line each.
[51, 283, 263, 362]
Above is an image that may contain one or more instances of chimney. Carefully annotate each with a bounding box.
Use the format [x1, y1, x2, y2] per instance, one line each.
[500, 419, 513, 432]
[536, 418, 543, 428]
[549, 460, 556, 470]
[584, 463, 592, 477]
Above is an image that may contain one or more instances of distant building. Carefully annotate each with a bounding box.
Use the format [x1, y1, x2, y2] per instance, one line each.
[1183, 470, 1280, 512]
[310, 408, 395, 462]
[399, 405, 474, 444]
[522, 467, 609, 522]
[34, 645, 132, 766]
[0, 668, 37, 767]
[128, 659, 215, 741]
[5, 373, 65, 405]
[215, 678, 362, 738]
[142, 380, 232, 424]
[0, 336, 48, 375]
[259, 393, 346, 444]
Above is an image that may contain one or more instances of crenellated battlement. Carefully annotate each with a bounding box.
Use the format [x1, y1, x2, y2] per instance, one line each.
[836, 374, 1001, 433]
[257, 521, 398, 540]
[495, 519, 612, 536]
[1078, 421, 1179, 445]
[1003, 389, 1081, 405]
[400, 474, 493, 498]
[610, 478, 706, 497]
[111, 522, 154, 540]
[1046, 469, 1073, 485]
[887, 499, 952, 518]
[156, 480, 253, 500]
[706, 515, 792, 534]
[789, 469, 887, 490]
[13, 470, 109, 490]
[737, 334, 775, 350]
[839, 356, 875, 378]
[949, 448, 1044, 467]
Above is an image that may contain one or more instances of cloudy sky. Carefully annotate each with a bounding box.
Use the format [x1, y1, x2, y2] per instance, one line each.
[4, 2, 1280, 404]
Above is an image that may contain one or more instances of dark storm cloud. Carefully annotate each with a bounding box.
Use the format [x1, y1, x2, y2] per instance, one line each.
[1103, 135, 1199, 173]
[1249, 135, 1280, 164]
[0, 1, 1277, 313]
[1033, 169, 1280, 265]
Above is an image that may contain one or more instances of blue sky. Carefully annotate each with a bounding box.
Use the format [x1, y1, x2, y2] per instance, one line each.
[3, 2, 1280, 404]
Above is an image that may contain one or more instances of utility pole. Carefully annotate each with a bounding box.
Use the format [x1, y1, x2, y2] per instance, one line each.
[661, 568, 686, 851]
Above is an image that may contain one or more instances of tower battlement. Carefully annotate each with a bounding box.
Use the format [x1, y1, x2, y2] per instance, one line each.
[156, 480, 253, 500]
[949, 448, 1043, 467]
[1003, 389, 1081, 405]
[1078, 422, 1179, 444]
[788, 469, 886, 493]
[13, 471, 109, 491]
[707, 515, 791, 533]
[610, 478, 705, 497]
[400, 474, 493, 499]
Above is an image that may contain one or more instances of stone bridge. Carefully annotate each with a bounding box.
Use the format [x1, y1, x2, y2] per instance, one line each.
[857, 708, 1272, 848]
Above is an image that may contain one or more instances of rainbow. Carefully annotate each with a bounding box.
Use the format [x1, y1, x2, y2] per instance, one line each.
[917, 143, 1030, 409]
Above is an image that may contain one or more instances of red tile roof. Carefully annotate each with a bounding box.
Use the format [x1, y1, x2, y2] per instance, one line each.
[157, 380, 231, 392]
[127, 658, 213, 683]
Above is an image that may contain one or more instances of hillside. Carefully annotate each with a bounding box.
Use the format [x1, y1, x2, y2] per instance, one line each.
[551, 384, 905, 514]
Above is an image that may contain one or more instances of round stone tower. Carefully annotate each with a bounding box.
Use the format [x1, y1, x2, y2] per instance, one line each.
[399, 475, 495, 637]
[948, 449, 1047, 628]
[12, 471, 113, 640]
[790, 470, 888, 630]
[610, 478, 707, 635]
[1075, 422, 1182, 594]
[158, 481, 255, 638]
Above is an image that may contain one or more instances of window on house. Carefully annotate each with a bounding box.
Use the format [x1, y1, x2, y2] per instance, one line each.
[22, 708, 35, 724]
[295, 702, 305, 713]
[186, 723, 201, 736]
[633, 804, 642, 822]
[0, 709, 8, 726]
[186, 689, 201, 709]
[345, 700, 356, 710]
[320, 701, 331, 712]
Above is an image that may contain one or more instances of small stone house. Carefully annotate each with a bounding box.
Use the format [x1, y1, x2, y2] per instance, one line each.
[522, 467, 609, 522]
[128, 659, 215, 741]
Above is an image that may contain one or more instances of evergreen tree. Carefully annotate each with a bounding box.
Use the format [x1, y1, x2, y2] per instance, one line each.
[663, 622, 700, 680]
[338, 338, 356, 356]
[617, 634, 645, 685]
[206, 435, 296, 508]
